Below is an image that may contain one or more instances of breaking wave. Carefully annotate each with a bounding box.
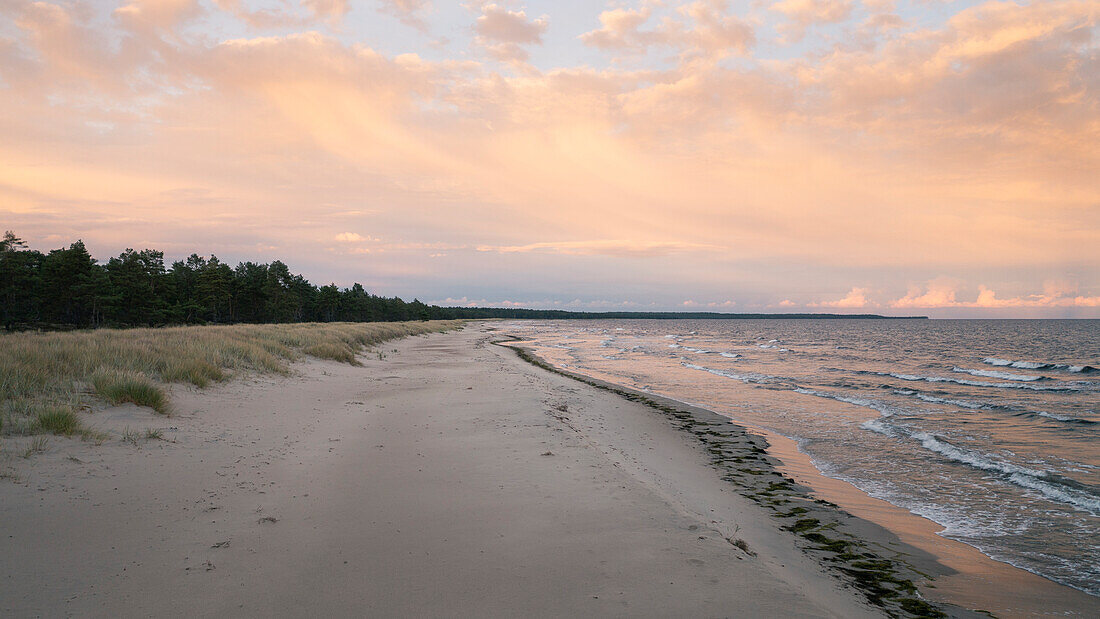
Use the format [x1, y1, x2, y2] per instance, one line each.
[861, 421, 1100, 515]
[953, 367, 1046, 381]
[984, 358, 1097, 374]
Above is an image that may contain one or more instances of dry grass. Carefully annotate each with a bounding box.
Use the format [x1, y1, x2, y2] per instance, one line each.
[1, 320, 463, 437]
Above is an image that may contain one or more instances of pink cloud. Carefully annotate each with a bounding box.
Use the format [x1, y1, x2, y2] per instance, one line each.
[1, 1, 1097, 316]
[471, 4, 549, 63]
[810, 286, 876, 308]
[580, 0, 754, 58]
[772, 0, 854, 25]
[379, 0, 430, 31]
[210, 0, 305, 29]
[475, 240, 714, 258]
[890, 279, 1100, 309]
[114, 0, 201, 32]
[302, 0, 350, 24]
[475, 4, 547, 44]
[772, 0, 854, 41]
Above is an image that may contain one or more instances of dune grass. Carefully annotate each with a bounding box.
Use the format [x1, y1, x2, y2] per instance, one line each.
[1, 320, 463, 438]
[34, 406, 82, 436]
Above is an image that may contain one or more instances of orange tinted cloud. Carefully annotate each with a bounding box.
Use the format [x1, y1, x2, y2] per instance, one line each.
[810, 287, 876, 309]
[890, 280, 1100, 309]
[1, 0, 1097, 315]
[580, 1, 754, 58]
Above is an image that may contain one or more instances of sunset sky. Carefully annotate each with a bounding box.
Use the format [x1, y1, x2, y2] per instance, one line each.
[2, 0, 1097, 317]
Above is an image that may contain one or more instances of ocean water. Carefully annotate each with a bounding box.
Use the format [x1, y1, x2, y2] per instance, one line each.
[505, 319, 1100, 596]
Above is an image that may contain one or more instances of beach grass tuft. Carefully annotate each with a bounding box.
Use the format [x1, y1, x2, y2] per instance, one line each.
[303, 342, 359, 365]
[92, 369, 170, 414]
[1, 320, 463, 440]
[35, 406, 81, 435]
[163, 359, 225, 388]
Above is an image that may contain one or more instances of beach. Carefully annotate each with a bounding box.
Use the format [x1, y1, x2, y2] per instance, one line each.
[1, 323, 903, 617]
[9, 322, 1066, 616]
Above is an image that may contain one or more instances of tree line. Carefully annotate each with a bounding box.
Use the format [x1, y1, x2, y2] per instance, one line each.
[0, 231, 445, 329]
[1, 231, 917, 330]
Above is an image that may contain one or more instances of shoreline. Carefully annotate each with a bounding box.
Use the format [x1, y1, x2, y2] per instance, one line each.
[501, 335, 1098, 617]
[2, 323, 1092, 617]
[500, 338, 962, 617]
[2, 324, 886, 617]
[759, 429, 1100, 616]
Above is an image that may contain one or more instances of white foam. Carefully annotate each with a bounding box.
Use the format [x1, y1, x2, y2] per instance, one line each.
[795, 388, 899, 417]
[875, 371, 1080, 392]
[681, 362, 770, 384]
[862, 422, 1100, 515]
[953, 367, 1045, 381]
[982, 357, 1097, 374]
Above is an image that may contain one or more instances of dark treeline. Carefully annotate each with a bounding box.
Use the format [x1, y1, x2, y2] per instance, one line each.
[442, 309, 923, 320]
[0, 232, 444, 329]
[1, 231, 921, 330]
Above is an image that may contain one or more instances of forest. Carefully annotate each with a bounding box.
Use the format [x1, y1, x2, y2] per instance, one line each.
[0, 231, 447, 329]
[1, 231, 910, 330]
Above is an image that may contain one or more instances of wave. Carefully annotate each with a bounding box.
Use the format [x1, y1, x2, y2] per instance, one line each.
[891, 389, 1099, 426]
[1025, 410, 1098, 425]
[983, 358, 1097, 374]
[900, 391, 990, 410]
[953, 367, 1046, 382]
[860, 420, 1100, 515]
[856, 370, 1084, 392]
[671, 345, 741, 358]
[680, 362, 772, 384]
[795, 388, 902, 417]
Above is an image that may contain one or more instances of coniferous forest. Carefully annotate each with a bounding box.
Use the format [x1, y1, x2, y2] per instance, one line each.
[0, 231, 444, 329]
[1, 231, 911, 330]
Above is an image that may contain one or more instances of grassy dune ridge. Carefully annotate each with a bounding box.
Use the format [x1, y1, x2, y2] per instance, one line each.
[1, 321, 464, 438]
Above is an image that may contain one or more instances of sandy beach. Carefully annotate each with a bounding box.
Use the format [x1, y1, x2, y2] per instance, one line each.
[2, 324, 968, 617]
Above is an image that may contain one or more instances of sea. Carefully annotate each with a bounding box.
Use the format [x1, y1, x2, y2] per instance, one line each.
[504, 319, 1099, 596]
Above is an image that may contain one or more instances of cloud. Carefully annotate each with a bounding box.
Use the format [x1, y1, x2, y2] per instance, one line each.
[475, 4, 548, 44]
[681, 299, 737, 308]
[579, 0, 754, 58]
[335, 232, 369, 242]
[210, 0, 305, 29]
[472, 3, 548, 63]
[114, 0, 201, 33]
[890, 277, 961, 308]
[475, 240, 714, 257]
[379, 0, 430, 31]
[772, 0, 854, 42]
[890, 279, 1100, 309]
[578, 7, 655, 52]
[772, 0, 854, 25]
[303, 0, 350, 24]
[1, 1, 1097, 316]
[809, 286, 875, 308]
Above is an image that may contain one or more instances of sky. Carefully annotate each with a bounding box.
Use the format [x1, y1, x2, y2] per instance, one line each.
[1, 0, 1098, 318]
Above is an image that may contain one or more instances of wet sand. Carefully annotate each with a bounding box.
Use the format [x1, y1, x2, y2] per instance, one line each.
[762, 429, 1100, 618]
[3, 324, 887, 617]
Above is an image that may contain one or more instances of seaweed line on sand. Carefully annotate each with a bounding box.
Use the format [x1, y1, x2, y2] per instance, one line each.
[496, 337, 960, 619]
